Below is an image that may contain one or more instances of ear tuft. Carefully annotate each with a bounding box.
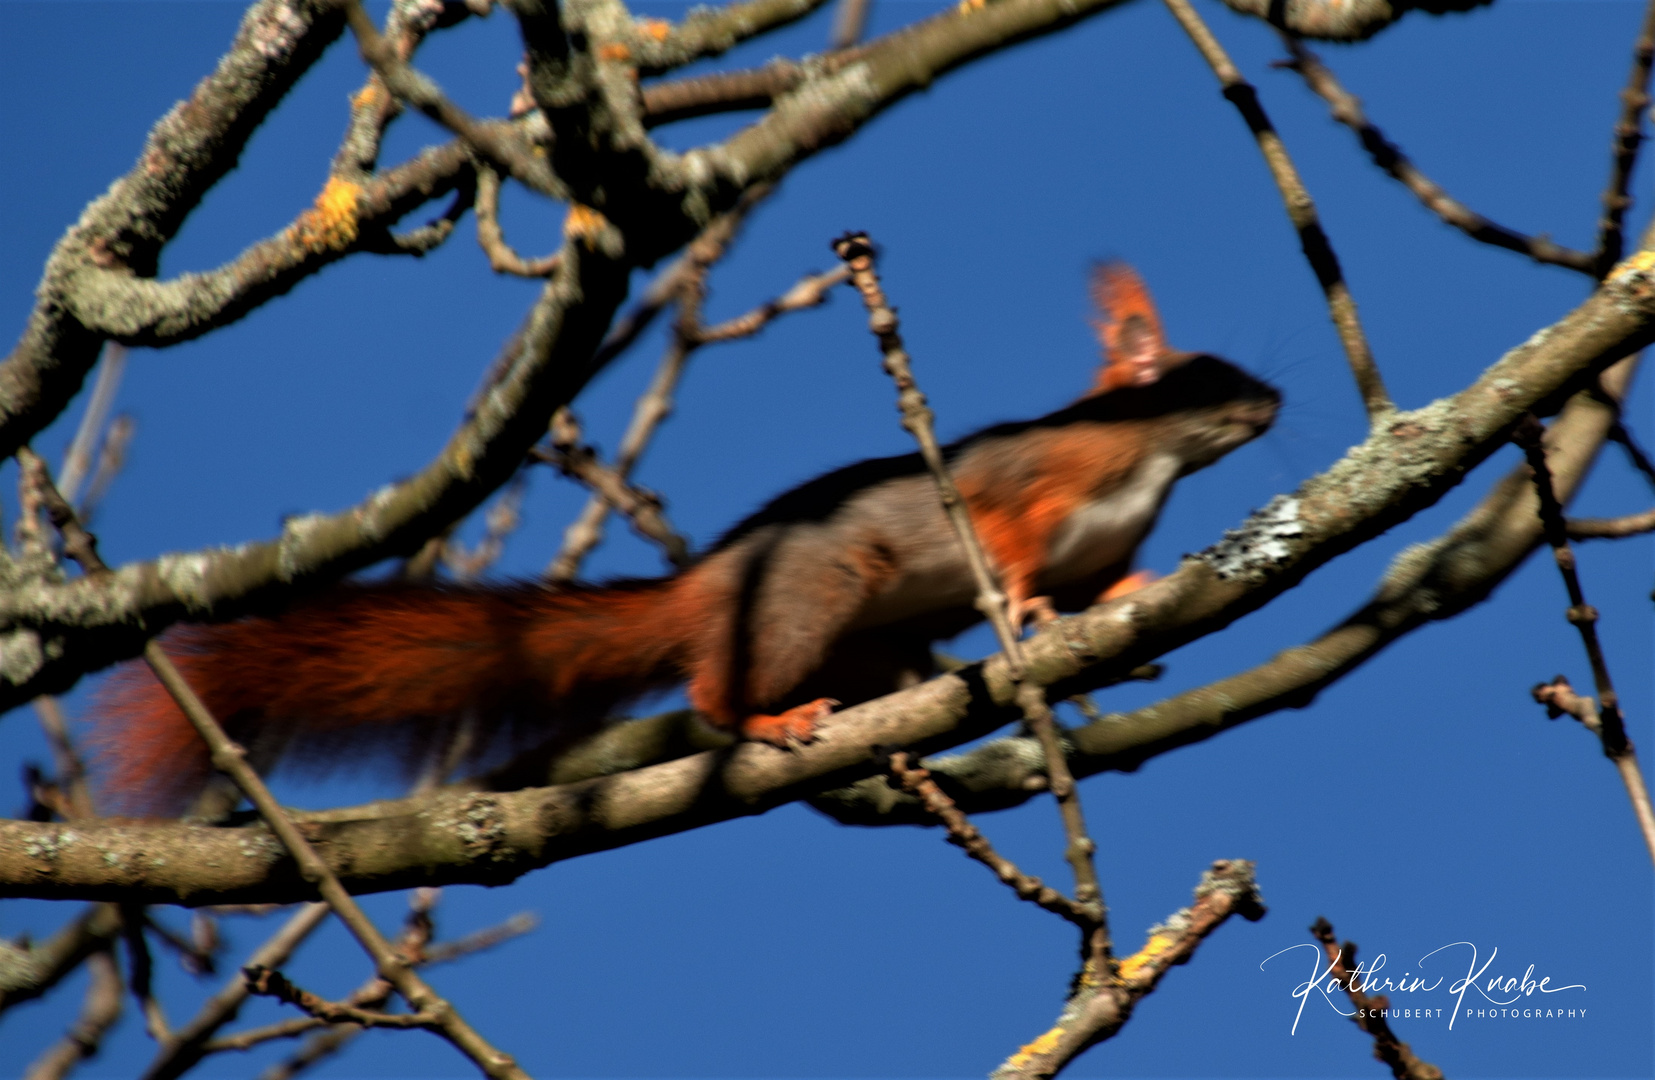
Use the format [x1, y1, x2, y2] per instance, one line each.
[1089, 262, 1173, 393]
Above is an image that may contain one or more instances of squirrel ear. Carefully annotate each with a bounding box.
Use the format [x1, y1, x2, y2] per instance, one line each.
[1089, 262, 1174, 393]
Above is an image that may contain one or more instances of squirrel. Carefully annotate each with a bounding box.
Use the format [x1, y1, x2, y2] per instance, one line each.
[93, 263, 1279, 814]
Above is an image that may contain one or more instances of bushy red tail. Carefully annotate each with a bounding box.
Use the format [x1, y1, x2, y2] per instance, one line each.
[93, 579, 689, 816]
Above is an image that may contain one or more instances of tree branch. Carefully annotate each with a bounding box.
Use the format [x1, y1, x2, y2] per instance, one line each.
[0, 0, 348, 458]
[1163, 0, 1391, 420]
[1214, 0, 1492, 43]
[1281, 41, 1595, 275]
[6, 259, 1652, 905]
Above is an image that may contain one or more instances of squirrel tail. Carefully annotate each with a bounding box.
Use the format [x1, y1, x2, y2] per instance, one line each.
[92, 578, 690, 816]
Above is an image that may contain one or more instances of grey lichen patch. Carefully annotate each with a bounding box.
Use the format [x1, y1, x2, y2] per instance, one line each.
[0, 629, 45, 684]
[277, 512, 332, 580]
[245, 0, 311, 62]
[236, 830, 283, 861]
[156, 550, 217, 609]
[434, 795, 508, 861]
[22, 828, 77, 862]
[357, 483, 401, 544]
[0, 938, 48, 993]
[1201, 497, 1305, 582]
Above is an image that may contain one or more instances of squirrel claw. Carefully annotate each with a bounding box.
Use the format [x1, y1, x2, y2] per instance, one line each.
[742, 698, 837, 747]
[1010, 595, 1058, 630]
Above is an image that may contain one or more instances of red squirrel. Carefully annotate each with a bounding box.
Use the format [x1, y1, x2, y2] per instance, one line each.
[94, 264, 1279, 813]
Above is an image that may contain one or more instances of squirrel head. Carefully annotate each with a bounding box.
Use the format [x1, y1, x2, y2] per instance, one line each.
[1086, 261, 1279, 470]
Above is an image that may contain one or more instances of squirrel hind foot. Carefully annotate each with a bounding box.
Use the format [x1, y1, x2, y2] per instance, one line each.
[740, 698, 838, 747]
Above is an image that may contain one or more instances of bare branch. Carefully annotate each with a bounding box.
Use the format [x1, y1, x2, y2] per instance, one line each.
[1594, 0, 1655, 276]
[694, 265, 849, 343]
[0, 905, 124, 1014]
[1567, 507, 1655, 539]
[992, 861, 1265, 1080]
[548, 185, 774, 581]
[887, 753, 1094, 928]
[1163, 0, 1391, 420]
[0, 0, 348, 459]
[532, 410, 693, 570]
[1281, 42, 1594, 275]
[242, 965, 437, 1030]
[834, 231, 1108, 949]
[1215, 0, 1492, 42]
[831, 0, 872, 49]
[21, 948, 124, 1080]
[642, 61, 808, 128]
[343, 0, 563, 199]
[1309, 918, 1445, 1080]
[140, 903, 332, 1080]
[474, 167, 560, 277]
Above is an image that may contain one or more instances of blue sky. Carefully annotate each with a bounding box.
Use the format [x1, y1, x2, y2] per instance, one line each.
[0, 0, 1651, 1077]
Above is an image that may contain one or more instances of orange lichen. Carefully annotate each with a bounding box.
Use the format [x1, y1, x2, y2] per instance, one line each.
[1004, 1026, 1065, 1070]
[637, 17, 672, 40]
[598, 41, 632, 62]
[289, 177, 364, 252]
[563, 204, 610, 248]
[1117, 932, 1176, 983]
[350, 81, 382, 111]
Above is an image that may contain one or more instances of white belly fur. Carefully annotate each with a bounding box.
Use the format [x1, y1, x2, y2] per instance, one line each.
[1041, 452, 1181, 584]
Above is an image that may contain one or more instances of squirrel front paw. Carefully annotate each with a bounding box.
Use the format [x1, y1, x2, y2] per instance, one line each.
[741, 698, 838, 746]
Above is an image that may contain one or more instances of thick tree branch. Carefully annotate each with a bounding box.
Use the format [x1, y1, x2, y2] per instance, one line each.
[5, 259, 1653, 904]
[0, 0, 348, 459]
[68, 139, 483, 347]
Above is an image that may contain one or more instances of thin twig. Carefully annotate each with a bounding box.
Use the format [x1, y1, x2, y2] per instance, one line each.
[1566, 507, 1655, 540]
[474, 166, 559, 277]
[120, 904, 171, 1043]
[1281, 42, 1593, 275]
[1533, 676, 1655, 864]
[1162, 0, 1392, 420]
[695, 265, 850, 343]
[1593, 0, 1655, 277]
[831, 0, 871, 49]
[242, 966, 437, 1030]
[141, 903, 332, 1080]
[546, 186, 777, 581]
[833, 232, 1110, 964]
[888, 753, 1094, 927]
[1309, 918, 1445, 1080]
[17, 449, 531, 1080]
[342, 0, 561, 199]
[534, 410, 693, 569]
[78, 414, 135, 526]
[1514, 415, 1655, 867]
[22, 948, 124, 1080]
[442, 473, 529, 581]
[1609, 421, 1655, 494]
[32, 697, 93, 820]
[58, 345, 127, 508]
